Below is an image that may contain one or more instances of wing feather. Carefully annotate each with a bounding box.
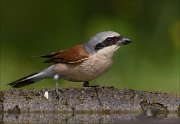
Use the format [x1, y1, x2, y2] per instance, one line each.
[41, 44, 89, 64]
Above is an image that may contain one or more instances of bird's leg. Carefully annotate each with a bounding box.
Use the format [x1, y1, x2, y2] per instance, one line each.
[83, 81, 89, 87]
[83, 81, 99, 87]
[53, 74, 60, 94]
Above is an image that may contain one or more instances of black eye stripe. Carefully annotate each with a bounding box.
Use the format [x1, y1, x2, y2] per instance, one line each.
[95, 43, 104, 50]
[95, 36, 121, 51]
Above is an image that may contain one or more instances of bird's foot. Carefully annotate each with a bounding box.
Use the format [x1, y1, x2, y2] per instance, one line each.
[54, 87, 59, 95]
[53, 85, 61, 100]
[53, 82, 60, 96]
[83, 81, 99, 87]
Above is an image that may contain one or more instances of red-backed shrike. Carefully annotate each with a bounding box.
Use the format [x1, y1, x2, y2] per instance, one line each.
[9, 31, 132, 92]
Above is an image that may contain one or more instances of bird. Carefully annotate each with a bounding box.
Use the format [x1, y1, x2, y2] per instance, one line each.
[8, 31, 132, 93]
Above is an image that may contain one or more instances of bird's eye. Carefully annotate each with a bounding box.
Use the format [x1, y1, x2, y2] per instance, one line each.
[104, 37, 115, 46]
[106, 37, 113, 42]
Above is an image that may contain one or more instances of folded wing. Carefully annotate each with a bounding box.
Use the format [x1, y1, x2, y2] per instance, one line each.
[41, 44, 89, 64]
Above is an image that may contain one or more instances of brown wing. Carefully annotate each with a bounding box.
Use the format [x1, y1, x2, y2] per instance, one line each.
[41, 44, 89, 64]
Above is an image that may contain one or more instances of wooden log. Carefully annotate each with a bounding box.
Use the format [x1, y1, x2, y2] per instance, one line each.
[0, 87, 179, 123]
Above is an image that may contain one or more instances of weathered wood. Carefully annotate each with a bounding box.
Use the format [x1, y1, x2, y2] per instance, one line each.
[0, 87, 179, 112]
[0, 87, 179, 123]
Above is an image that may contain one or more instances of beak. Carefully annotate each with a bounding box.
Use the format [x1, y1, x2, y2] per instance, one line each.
[118, 37, 132, 46]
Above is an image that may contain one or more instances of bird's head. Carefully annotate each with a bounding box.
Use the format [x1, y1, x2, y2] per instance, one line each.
[85, 31, 132, 57]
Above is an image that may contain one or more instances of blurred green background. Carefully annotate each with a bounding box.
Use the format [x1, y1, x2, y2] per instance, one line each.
[1, 0, 179, 92]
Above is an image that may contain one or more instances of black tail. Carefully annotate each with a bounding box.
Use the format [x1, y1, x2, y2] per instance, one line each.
[8, 72, 45, 88]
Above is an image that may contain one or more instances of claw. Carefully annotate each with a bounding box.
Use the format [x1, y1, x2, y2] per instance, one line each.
[54, 83, 59, 94]
[83, 81, 99, 87]
[83, 81, 89, 87]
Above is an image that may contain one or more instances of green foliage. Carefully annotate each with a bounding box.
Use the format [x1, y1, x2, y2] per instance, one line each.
[1, 0, 179, 92]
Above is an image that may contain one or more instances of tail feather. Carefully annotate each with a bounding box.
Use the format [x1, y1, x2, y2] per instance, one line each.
[8, 72, 45, 88]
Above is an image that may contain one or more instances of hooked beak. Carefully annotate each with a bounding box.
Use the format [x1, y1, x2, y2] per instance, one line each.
[118, 37, 132, 46]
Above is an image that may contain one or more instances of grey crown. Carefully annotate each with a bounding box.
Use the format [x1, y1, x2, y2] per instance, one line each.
[85, 31, 120, 53]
